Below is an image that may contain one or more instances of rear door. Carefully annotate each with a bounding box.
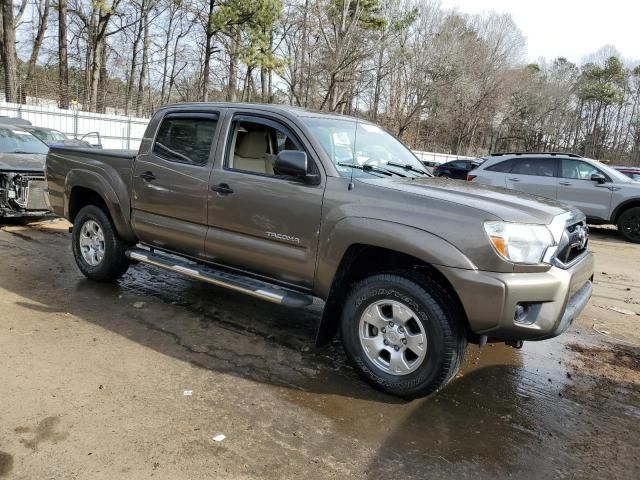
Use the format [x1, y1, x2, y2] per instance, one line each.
[556, 159, 613, 220]
[504, 157, 558, 199]
[204, 112, 325, 288]
[131, 111, 220, 257]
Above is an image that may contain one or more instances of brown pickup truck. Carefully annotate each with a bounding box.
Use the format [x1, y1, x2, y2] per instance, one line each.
[45, 103, 594, 398]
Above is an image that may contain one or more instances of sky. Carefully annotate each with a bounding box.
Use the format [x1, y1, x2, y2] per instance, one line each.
[442, 0, 640, 64]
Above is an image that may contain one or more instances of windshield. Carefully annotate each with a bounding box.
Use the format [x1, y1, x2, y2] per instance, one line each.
[0, 126, 49, 154]
[303, 117, 430, 178]
[592, 160, 636, 183]
[29, 128, 66, 143]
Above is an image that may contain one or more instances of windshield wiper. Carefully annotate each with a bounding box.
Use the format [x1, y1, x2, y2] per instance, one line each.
[337, 162, 394, 177]
[11, 150, 37, 154]
[386, 162, 430, 176]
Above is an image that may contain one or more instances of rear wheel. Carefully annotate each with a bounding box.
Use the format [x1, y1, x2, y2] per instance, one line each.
[72, 205, 130, 281]
[617, 207, 640, 243]
[340, 271, 466, 399]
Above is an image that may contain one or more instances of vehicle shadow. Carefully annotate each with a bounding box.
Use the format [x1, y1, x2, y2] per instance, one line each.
[587, 224, 626, 244]
[3, 231, 401, 402]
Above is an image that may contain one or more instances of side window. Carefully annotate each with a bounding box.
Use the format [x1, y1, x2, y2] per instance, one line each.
[511, 158, 556, 177]
[487, 159, 517, 173]
[153, 115, 217, 165]
[561, 160, 602, 180]
[227, 118, 303, 176]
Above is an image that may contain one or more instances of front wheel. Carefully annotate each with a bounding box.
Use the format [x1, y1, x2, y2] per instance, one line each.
[340, 272, 466, 399]
[617, 207, 640, 243]
[72, 205, 130, 281]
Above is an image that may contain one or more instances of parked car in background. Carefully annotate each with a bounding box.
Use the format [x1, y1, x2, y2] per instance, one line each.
[46, 102, 594, 398]
[0, 116, 32, 126]
[613, 166, 640, 181]
[0, 123, 51, 219]
[468, 152, 640, 243]
[21, 125, 103, 149]
[432, 159, 482, 179]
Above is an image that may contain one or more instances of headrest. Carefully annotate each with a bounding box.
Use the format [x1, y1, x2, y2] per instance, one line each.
[236, 129, 267, 158]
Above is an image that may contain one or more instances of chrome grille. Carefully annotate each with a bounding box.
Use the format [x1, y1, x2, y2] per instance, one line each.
[555, 219, 589, 266]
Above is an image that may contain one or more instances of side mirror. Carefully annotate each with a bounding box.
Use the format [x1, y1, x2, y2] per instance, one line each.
[274, 150, 320, 184]
[590, 173, 606, 184]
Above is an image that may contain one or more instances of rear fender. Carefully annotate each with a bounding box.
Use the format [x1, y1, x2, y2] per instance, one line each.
[65, 169, 136, 242]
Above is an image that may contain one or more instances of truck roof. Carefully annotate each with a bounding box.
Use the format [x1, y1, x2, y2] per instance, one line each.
[156, 102, 367, 123]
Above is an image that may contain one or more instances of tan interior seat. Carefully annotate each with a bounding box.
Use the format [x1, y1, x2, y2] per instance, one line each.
[233, 128, 273, 174]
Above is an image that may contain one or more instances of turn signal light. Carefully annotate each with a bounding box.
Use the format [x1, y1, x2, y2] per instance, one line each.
[467, 174, 477, 181]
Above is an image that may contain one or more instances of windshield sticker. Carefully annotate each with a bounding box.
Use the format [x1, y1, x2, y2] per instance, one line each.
[360, 124, 383, 134]
[332, 132, 351, 146]
[12, 130, 32, 135]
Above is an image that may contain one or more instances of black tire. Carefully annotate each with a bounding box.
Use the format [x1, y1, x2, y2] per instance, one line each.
[340, 271, 466, 399]
[617, 207, 640, 243]
[438, 173, 449, 178]
[72, 205, 130, 281]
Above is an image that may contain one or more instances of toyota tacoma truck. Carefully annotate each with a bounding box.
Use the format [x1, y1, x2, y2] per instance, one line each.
[45, 103, 594, 398]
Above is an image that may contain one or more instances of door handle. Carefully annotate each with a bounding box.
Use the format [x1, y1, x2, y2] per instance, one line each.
[139, 171, 156, 182]
[559, 181, 572, 186]
[211, 183, 234, 195]
[508, 177, 521, 182]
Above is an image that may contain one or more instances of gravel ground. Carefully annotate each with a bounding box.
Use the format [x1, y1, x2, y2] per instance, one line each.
[0, 219, 638, 480]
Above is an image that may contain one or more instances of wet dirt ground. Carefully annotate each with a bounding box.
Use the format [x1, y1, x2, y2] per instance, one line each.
[0, 220, 638, 479]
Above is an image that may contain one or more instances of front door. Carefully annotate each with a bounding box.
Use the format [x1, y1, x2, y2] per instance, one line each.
[131, 112, 220, 257]
[204, 113, 325, 288]
[556, 159, 613, 220]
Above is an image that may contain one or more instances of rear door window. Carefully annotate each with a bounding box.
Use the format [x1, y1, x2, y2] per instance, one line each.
[486, 158, 517, 173]
[511, 158, 557, 177]
[153, 114, 218, 165]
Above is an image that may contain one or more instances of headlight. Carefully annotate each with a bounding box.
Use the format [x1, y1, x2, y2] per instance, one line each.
[484, 221, 554, 264]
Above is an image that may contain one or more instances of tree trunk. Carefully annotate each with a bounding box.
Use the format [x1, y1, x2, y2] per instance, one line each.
[167, 35, 181, 101]
[22, 0, 51, 104]
[1, 0, 18, 103]
[136, 3, 149, 117]
[96, 40, 108, 113]
[202, 0, 216, 101]
[58, 0, 69, 108]
[160, 6, 175, 103]
[371, 29, 386, 122]
[89, 39, 104, 112]
[125, 7, 143, 115]
[260, 67, 268, 102]
[227, 30, 239, 101]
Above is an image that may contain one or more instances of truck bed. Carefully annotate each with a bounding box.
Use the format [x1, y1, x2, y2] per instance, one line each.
[46, 146, 137, 223]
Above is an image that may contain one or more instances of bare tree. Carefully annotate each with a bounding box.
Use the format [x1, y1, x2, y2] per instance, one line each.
[1, 0, 19, 102]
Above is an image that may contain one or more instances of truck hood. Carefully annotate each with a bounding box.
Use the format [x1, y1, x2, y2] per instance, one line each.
[362, 176, 578, 224]
[0, 152, 46, 173]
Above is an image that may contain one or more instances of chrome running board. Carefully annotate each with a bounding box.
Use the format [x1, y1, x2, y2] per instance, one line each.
[126, 248, 313, 308]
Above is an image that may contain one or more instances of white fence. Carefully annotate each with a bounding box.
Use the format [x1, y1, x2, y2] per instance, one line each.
[413, 150, 479, 165]
[0, 102, 149, 150]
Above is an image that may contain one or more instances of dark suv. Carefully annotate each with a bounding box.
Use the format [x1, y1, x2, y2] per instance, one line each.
[433, 159, 482, 180]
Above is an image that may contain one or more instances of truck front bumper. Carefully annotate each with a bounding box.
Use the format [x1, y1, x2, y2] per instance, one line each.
[438, 251, 594, 341]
